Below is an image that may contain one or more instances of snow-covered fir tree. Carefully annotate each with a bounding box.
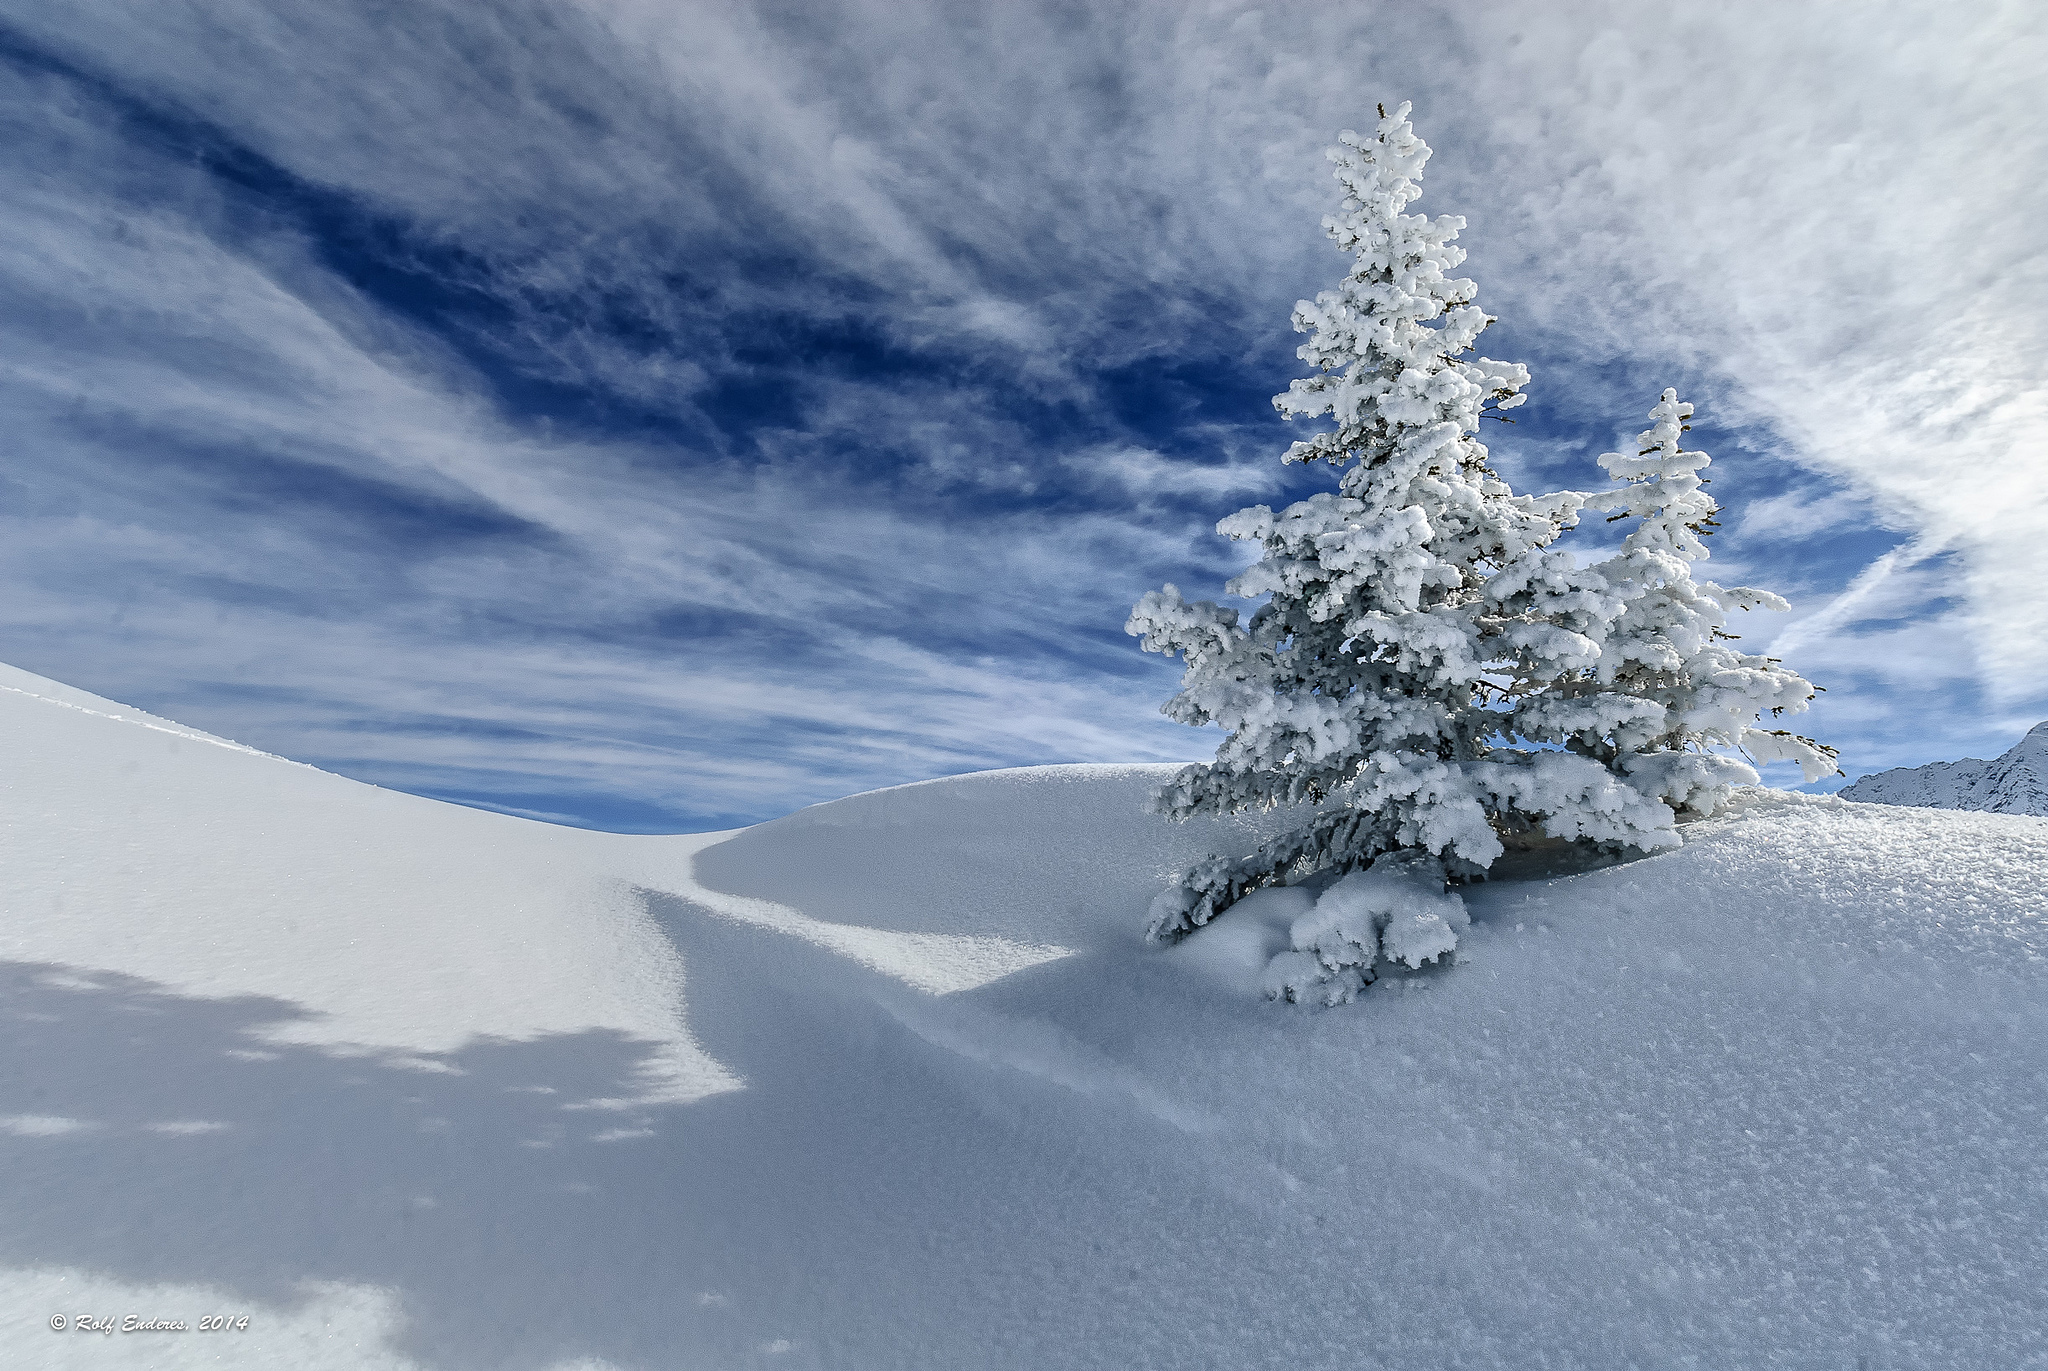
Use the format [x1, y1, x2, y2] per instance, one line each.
[1129, 106, 1834, 1004]
[1503, 389, 1838, 811]
[1128, 100, 1613, 942]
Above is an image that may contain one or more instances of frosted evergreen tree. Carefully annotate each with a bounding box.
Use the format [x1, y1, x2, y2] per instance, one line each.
[1504, 388, 1839, 803]
[1130, 107, 1834, 1003]
[1129, 102, 1637, 943]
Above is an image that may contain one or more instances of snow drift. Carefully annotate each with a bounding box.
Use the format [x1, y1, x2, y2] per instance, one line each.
[5, 663, 2048, 1369]
[1844, 719, 2048, 815]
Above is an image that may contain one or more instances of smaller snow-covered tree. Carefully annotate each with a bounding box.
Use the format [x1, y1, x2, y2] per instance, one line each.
[1506, 388, 1838, 811]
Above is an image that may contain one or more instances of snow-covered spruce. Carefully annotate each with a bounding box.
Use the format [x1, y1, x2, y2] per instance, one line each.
[1519, 389, 1838, 809]
[1129, 107, 1834, 1004]
[1128, 102, 1581, 939]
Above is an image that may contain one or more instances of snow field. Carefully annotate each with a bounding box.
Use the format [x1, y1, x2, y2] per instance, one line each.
[5, 663, 2048, 1367]
[0, 661, 738, 1106]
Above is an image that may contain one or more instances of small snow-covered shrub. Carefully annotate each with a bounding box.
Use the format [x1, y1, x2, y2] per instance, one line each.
[1262, 854, 1468, 1006]
[1130, 104, 1836, 1001]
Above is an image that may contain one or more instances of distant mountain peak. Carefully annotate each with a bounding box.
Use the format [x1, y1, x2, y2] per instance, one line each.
[1842, 724, 2048, 816]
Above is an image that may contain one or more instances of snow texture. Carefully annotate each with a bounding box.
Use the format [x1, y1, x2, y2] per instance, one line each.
[1843, 720, 2048, 815]
[5, 663, 2047, 1368]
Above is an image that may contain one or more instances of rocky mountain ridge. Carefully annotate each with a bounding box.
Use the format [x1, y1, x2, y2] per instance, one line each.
[1842, 721, 2048, 815]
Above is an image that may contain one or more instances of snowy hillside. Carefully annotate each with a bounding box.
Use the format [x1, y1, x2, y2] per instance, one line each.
[1843, 721, 2048, 815]
[6, 663, 2048, 1369]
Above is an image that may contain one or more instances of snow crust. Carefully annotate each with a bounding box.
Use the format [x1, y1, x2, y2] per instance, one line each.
[1843, 719, 2048, 815]
[6, 663, 2048, 1368]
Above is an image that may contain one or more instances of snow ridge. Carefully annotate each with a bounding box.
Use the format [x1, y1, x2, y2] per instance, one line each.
[0, 679, 303, 765]
[1843, 721, 2048, 815]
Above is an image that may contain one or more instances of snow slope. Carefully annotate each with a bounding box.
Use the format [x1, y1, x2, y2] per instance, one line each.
[5, 663, 2048, 1369]
[1843, 720, 2048, 815]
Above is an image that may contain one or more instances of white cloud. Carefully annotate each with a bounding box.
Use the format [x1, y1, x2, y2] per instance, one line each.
[0, 1114, 98, 1137]
[1736, 486, 1881, 546]
[1447, 4, 2048, 691]
[1065, 445, 1279, 500]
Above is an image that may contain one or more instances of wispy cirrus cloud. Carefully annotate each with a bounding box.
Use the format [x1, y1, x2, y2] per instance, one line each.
[0, 0, 2042, 824]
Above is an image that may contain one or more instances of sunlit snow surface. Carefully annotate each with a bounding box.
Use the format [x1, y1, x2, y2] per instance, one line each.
[4, 661, 2047, 1369]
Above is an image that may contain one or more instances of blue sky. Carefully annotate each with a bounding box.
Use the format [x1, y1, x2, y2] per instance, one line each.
[1, 2, 2043, 831]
